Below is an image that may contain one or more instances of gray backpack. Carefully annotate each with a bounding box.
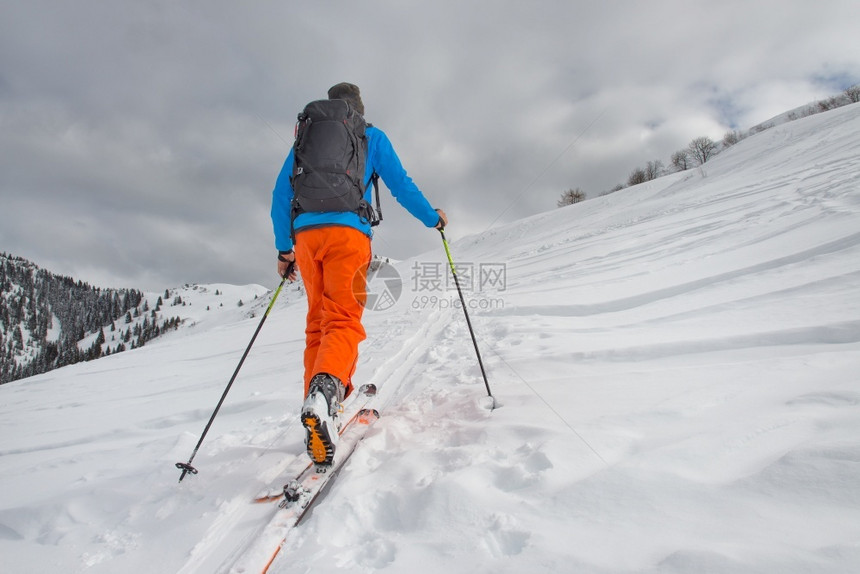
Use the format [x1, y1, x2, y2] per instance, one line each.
[290, 99, 380, 225]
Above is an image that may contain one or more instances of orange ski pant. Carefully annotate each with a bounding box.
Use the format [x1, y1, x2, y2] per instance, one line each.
[294, 226, 371, 399]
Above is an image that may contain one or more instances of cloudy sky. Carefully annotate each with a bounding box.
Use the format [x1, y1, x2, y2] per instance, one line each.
[2, 0, 858, 291]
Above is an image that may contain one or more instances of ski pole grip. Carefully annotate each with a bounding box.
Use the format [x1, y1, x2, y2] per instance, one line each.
[281, 260, 296, 280]
[435, 209, 447, 231]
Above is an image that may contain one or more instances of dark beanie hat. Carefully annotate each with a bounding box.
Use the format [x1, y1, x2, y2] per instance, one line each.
[328, 82, 364, 115]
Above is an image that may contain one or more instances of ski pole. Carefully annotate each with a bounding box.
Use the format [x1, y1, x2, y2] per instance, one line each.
[176, 271, 291, 482]
[439, 228, 496, 409]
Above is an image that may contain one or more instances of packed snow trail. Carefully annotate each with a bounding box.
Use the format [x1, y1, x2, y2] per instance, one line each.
[1, 102, 859, 573]
[171, 305, 453, 574]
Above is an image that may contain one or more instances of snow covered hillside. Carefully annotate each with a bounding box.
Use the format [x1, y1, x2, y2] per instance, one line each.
[2, 102, 859, 574]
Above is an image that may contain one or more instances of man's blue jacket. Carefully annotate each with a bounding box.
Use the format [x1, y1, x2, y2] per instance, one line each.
[271, 125, 440, 252]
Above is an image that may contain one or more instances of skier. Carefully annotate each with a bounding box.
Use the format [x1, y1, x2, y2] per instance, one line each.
[271, 82, 447, 466]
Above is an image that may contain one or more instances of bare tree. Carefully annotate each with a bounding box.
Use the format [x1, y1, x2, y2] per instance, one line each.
[818, 96, 843, 112]
[688, 136, 717, 165]
[557, 188, 587, 207]
[645, 160, 664, 181]
[671, 149, 690, 171]
[627, 167, 647, 186]
[722, 130, 742, 148]
[845, 85, 860, 103]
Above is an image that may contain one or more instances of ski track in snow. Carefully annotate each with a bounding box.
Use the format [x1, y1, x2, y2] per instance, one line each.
[2, 103, 860, 573]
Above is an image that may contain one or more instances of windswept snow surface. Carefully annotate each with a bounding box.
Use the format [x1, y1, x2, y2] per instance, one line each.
[2, 103, 860, 574]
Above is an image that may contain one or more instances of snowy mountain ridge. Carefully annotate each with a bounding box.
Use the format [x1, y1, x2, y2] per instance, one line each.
[1, 102, 859, 573]
[0, 251, 279, 385]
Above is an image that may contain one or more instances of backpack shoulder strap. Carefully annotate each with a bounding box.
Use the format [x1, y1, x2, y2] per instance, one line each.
[365, 123, 382, 227]
[370, 172, 382, 227]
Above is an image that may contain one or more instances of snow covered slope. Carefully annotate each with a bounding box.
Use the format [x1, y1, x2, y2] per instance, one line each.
[1, 102, 859, 574]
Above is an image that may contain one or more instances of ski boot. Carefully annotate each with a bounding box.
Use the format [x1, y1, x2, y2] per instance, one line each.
[301, 373, 345, 467]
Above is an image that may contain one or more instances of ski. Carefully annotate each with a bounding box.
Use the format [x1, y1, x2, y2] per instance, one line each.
[252, 382, 377, 503]
[278, 406, 380, 517]
[232, 399, 380, 574]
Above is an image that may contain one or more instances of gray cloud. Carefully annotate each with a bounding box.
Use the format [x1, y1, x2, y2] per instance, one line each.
[2, 0, 859, 291]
